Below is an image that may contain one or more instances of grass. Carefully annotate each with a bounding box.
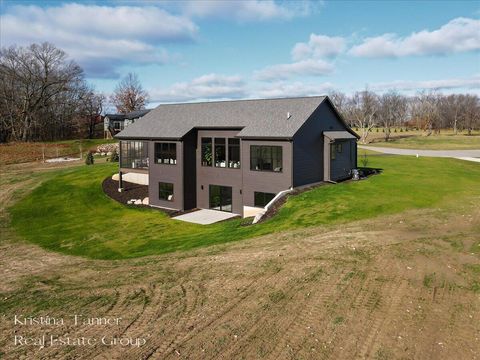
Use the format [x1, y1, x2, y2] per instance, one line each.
[8, 154, 480, 259]
[0, 138, 117, 165]
[368, 133, 480, 150]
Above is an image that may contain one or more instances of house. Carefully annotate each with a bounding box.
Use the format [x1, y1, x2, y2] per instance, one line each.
[115, 96, 359, 217]
[104, 109, 151, 139]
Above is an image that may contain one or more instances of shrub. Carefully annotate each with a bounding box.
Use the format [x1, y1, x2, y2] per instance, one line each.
[85, 152, 94, 165]
[110, 149, 119, 162]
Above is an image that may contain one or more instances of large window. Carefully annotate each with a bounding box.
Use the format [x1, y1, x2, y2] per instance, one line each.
[254, 192, 276, 208]
[228, 138, 240, 168]
[214, 138, 226, 167]
[154, 143, 176, 165]
[201, 138, 212, 166]
[250, 145, 282, 172]
[120, 140, 148, 169]
[159, 182, 174, 201]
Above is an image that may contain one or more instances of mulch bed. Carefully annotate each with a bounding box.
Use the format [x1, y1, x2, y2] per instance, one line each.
[102, 177, 197, 217]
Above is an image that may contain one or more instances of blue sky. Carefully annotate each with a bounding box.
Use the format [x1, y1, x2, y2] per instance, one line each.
[1, 0, 479, 106]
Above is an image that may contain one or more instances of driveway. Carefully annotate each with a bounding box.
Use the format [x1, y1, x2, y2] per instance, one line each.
[173, 209, 238, 225]
[359, 145, 480, 162]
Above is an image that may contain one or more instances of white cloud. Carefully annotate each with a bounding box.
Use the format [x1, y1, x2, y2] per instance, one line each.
[149, 74, 247, 102]
[370, 76, 480, 92]
[292, 34, 346, 60]
[0, 3, 197, 78]
[350, 17, 480, 57]
[254, 59, 334, 81]
[179, 0, 318, 21]
[255, 81, 334, 98]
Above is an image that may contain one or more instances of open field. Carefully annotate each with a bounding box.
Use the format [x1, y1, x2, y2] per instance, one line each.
[8, 154, 480, 259]
[0, 139, 116, 165]
[361, 128, 480, 150]
[0, 158, 479, 359]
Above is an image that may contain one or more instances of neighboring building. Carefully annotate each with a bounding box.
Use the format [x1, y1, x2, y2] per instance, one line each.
[104, 109, 151, 139]
[115, 96, 359, 217]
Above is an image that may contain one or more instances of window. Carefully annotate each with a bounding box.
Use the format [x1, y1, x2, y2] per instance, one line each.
[159, 182, 174, 201]
[201, 138, 212, 166]
[214, 138, 226, 167]
[113, 121, 121, 130]
[254, 192, 275, 208]
[155, 143, 176, 165]
[228, 138, 241, 168]
[336, 143, 343, 153]
[330, 143, 336, 160]
[250, 145, 282, 172]
[120, 140, 148, 169]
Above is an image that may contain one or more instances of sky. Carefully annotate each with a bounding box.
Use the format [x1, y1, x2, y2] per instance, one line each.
[1, 0, 479, 107]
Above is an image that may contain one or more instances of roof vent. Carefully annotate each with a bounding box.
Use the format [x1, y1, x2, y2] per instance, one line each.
[287, 112, 291, 119]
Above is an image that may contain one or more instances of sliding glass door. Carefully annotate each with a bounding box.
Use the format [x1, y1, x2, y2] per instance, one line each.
[209, 185, 232, 212]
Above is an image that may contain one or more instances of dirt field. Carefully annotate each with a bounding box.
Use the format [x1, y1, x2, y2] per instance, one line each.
[1, 161, 479, 360]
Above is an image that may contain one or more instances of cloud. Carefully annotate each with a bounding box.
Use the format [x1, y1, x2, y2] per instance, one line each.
[350, 17, 480, 57]
[370, 76, 480, 92]
[255, 81, 334, 98]
[149, 73, 247, 102]
[179, 0, 319, 21]
[254, 59, 334, 81]
[0, 3, 197, 78]
[292, 34, 346, 60]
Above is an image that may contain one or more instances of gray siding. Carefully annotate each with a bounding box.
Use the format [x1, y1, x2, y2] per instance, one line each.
[196, 130, 244, 215]
[242, 139, 293, 207]
[293, 101, 354, 187]
[149, 140, 184, 210]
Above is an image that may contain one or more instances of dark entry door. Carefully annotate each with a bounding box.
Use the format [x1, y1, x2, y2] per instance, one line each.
[209, 185, 232, 212]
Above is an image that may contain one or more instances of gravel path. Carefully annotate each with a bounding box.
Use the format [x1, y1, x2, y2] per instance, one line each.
[359, 145, 480, 159]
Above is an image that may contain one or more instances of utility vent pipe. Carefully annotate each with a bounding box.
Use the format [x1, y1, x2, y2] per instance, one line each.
[287, 112, 291, 119]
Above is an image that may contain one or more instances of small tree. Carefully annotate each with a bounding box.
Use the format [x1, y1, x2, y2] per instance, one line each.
[360, 152, 369, 168]
[85, 152, 94, 165]
[110, 149, 119, 162]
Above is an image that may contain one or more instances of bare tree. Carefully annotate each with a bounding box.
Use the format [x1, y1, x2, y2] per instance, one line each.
[0, 42, 86, 142]
[379, 91, 408, 141]
[328, 91, 348, 119]
[410, 91, 441, 136]
[463, 94, 480, 135]
[111, 73, 149, 114]
[438, 94, 464, 134]
[78, 88, 105, 139]
[346, 89, 379, 144]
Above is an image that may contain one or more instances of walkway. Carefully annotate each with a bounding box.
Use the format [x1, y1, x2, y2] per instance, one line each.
[172, 209, 238, 225]
[359, 146, 480, 162]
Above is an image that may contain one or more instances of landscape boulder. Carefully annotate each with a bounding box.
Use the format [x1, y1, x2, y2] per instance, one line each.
[142, 197, 149, 205]
[134, 199, 142, 205]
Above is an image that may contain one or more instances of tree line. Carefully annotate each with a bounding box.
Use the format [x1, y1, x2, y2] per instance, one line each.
[329, 90, 480, 143]
[0, 43, 149, 143]
[1, 42, 478, 144]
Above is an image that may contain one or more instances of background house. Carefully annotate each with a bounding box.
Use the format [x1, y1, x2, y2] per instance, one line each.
[104, 109, 151, 139]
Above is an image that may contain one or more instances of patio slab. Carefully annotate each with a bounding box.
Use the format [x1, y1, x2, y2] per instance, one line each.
[172, 209, 238, 225]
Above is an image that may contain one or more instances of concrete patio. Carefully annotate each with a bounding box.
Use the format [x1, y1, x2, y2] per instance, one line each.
[172, 209, 238, 225]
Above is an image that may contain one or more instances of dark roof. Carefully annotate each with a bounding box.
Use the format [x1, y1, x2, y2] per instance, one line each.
[105, 109, 151, 121]
[116, 96, 353, 140]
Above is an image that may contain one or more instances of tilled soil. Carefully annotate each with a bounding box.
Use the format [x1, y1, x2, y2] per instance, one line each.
[1, 161, 479, 360]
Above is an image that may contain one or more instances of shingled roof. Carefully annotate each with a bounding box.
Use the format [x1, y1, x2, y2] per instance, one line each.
[116, 96, 347, 140]
[105, 109, 151, 121]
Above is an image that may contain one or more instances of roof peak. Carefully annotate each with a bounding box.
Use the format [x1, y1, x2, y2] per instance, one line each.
[154, 95, 327, 107]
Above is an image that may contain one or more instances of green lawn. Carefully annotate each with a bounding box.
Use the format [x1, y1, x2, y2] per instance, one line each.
[369, 134, 480, 150]
[9, 155, 480, 259]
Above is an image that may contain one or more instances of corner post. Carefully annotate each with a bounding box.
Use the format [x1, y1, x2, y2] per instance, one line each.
[118, 171, 124, 192]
